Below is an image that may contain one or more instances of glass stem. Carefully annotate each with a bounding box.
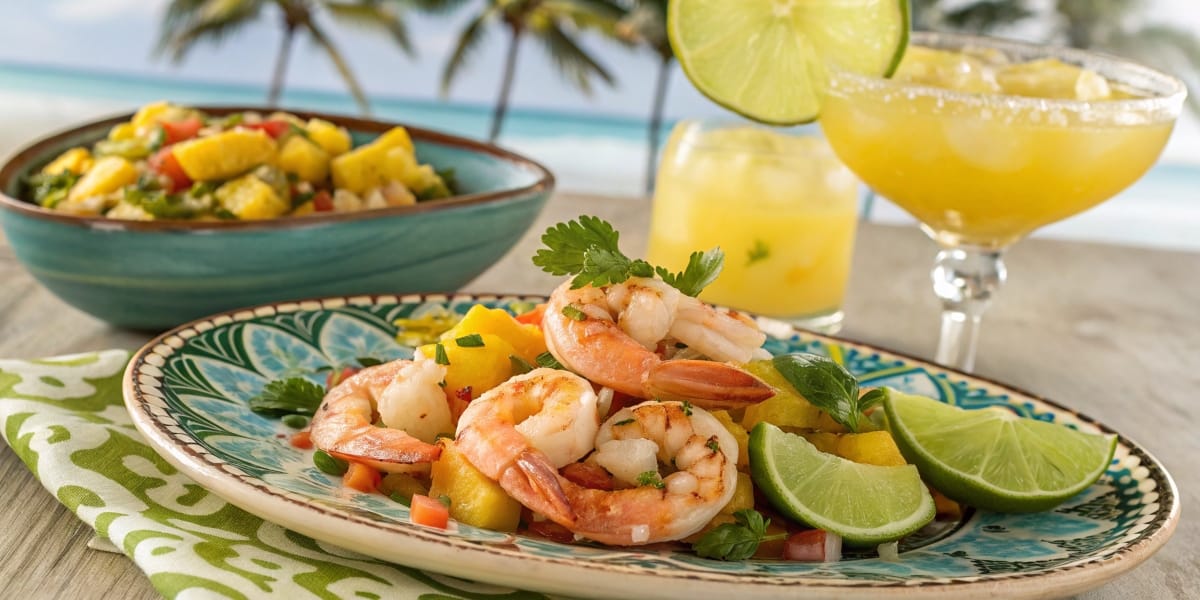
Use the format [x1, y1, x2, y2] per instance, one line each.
[931, 247, 1006, 372]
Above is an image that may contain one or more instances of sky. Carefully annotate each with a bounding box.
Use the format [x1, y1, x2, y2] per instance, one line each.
[0, 0, 723, 121]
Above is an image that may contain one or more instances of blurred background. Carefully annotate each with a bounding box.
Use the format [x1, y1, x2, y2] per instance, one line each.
[0, 0, 1196, 249]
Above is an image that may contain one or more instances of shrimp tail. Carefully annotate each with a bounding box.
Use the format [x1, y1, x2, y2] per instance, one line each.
[320, 426, 443, 466]
[643, 359, 775, 410]
[507, 449, 577, 527]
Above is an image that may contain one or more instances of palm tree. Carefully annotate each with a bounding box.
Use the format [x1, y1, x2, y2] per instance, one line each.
[158, 0, 418, 114]
[911, 0, 1200, 115]
[441, 0, 625, 142]
[615, 0, 671, 194]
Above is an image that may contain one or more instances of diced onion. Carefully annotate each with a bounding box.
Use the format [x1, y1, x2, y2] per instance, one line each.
[877, 541, 900, 562]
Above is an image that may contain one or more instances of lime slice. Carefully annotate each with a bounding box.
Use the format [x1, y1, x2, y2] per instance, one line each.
[749, 422, 935, 545]
[883, 389, 1117, 513]
[668, 0, 910, 124]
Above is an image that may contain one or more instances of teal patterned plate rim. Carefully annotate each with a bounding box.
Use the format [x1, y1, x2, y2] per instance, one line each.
[122, 293, 1179, 600]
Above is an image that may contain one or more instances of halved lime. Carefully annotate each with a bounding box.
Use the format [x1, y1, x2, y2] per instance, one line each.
[667, 0, 910, 124]
[749, 422, 935, 546]
[883, 389, 1117, 513]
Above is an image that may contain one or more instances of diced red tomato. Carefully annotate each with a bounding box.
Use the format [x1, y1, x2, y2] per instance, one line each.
[325, 366, 359, 389]
[526, 519, 574, 543]
[783, 530, 840, 562]
[559, 462, 614, 491]
[454, 386, 473, 403]
[312, 190, 333, 212]
[514, 303, 547, 327]
[343, 461, 381, 493]
[244, 119, 292, 139]
[410, 494, 450, 529]
[161, 116, 203, 145]
[148, 147, 192, 193]
[289, 430, 313, 450]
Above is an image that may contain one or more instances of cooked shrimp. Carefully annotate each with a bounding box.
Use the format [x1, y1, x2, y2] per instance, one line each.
[542, 278, 774, 409]
[309, 360, 443, 472]
[454, 368, 601, 525]
[573, 400, 738, 545]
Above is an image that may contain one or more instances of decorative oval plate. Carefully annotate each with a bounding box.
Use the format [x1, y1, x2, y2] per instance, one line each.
[123, 294, 1178, 600]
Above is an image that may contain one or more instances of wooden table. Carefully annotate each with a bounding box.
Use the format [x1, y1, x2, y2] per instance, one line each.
[2, 193, 1197, 599]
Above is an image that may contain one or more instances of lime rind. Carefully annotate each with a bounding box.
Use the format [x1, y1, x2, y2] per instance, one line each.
[749, 422, 935, 546]
[883, 389, 1117, 513]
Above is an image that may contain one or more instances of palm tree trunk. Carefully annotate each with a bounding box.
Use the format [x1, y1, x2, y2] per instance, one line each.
[643, 56, 672, 194]
[267, 23, 296, 107]
[490, 24, 523, 142]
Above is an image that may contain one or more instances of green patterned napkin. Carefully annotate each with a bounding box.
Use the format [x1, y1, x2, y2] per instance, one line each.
[0, 351, 549, 600]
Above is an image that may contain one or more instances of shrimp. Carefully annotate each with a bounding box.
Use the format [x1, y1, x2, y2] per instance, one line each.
[542, 278, 774, 409]
[309, 359, 444, 472]
[454, 368, 601, 525]
[571, 400, 739, 545]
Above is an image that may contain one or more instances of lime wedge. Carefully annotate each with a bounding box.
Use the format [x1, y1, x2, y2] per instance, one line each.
[667, 0, 910, 125]
[749, 422, 935, 545]
[883, 389, 1117, 513]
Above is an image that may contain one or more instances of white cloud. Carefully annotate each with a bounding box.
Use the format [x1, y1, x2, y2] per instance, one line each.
[51, 0, 167, 23]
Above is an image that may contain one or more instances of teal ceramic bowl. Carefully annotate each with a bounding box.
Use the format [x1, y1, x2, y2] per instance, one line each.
[0, 107, 553, 330]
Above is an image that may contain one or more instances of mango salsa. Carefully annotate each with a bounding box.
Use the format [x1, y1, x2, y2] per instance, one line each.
[67, 156, 137, 203]
[277, 135, 330, 183]
[330, 126, 418, 194]
[440, 305, 548, 363]
[215, 174, 288, 220]
[41, 148, 92, 176]
[428, 439, 522, 531]
[173, 128, 277, 181]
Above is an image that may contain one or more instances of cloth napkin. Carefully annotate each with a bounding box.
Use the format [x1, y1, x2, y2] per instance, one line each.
[0, 350, 553, 599]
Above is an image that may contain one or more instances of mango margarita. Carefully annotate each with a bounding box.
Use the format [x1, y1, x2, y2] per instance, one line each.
[820, 46, 1176, 249]
[647, 124, 858, 321]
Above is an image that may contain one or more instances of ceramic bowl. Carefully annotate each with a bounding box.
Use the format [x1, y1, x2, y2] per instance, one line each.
[0, 107, 553, 330]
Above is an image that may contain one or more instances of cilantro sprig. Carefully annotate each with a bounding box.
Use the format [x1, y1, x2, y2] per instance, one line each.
[771, 353, 884, 432]
[248, 377, 325, 417]
[532, 216, 723, 297]
[693, 509, 787, 561]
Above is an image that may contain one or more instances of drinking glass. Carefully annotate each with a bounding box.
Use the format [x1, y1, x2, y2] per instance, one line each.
[820, 32, 1186, 371]
[646, 119, 860, 333]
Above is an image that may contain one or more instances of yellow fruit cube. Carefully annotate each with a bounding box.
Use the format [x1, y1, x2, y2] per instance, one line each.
[291, 201, 316, 216]
[803, 432, 843, 455]
[720, 472, 755, 515]
[440, 305, 547, 363]
[67, 156, 137, 203]
[330, 126, 417, 194]
[379, 472, 429, 502]
[383, 146, 419, 186]
[277, 135, 330, 183]
[740, 361, 829, 431]
[374, 126, 414, 155]
[42, 147, 92, 176]
[173, 128, 277, 181]
[131, 101, 171, 128]
[428, 440, 521, 532]
[836, 431, 907, 467]
[305, 118, 352, 156]
[711, 410, 750, 470]
[107, 122, 137, 141]
[419, 333, 520, 401]
[215, 174, 288, 220]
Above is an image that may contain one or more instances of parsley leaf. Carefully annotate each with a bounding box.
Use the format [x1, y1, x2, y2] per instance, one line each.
[535, 351, 564, 370]
[249, 377, 325, 417]
[532, 216, 721, 296]
[693, 509, 786, 561]
[771, 353, 871, 432]
[655, 248, 725, 297]
[509, 354, 534, 375]
[636, 471, 665, 489]
[455, 334, 485, 347]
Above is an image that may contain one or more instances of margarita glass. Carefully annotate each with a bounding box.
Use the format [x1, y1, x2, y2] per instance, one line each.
[820, 32, 1186, 371]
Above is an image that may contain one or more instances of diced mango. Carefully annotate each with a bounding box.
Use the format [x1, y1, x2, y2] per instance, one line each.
[291, 201, 315, 216]
[42, 147, 92, 176]
[330, 126, 417, 194]
[107, 122, 137, 141]
[305, 118, 352, 156]
[428, 440, 521, 532]
[740, 360, 829, 431]
[67, 156, 137, 203]
[131, 101, 171, 128]
[419, 333, 520, 403]
[104, 201, 155, 221]
[383, 146, 419, 187]
[711, 410, 750, 470]
[932, 488, 963, 519]
[720, 472, 755, 515]
[836, 431, 907, 467]
[375, 126, 415, 155]
[440, 305, 547, 363]
[215, 174, 288, 220]
[277, 135, 330, 183]
[173, 128, 276, 181]
[379, 472, 430, 502]
[803, 432, 842, 455]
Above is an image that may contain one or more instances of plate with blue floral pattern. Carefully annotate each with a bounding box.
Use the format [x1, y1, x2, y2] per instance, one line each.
[123, 293, 1178, 599]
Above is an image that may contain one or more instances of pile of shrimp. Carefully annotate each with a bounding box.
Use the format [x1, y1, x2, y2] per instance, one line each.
[309, 277, 777, 546]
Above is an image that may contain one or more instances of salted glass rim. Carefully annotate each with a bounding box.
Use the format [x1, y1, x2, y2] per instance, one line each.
[828, 31, 1187, 121]
[672, 119, 835, 158]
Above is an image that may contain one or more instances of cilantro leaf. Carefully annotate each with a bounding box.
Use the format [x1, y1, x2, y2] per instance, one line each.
[655, 248, 725, 297]
[771, 353, 871, 432]
[693, 509, 786, 561]
[248, 377, 325, 417]
[532, 215, 622, 277]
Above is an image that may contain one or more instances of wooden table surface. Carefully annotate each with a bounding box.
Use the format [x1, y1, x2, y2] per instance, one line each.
[1, 192, 1197, 599]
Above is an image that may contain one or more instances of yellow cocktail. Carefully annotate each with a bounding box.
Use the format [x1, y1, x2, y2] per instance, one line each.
[647, 122, 858, 330]
[819, 33, 1186, 370]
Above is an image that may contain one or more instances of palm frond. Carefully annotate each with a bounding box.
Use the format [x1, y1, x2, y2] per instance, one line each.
[304, 19, 372, 114]
[406, 0, 474, 15]
[157, 0, 265, 62]
[541, 0, 625, 32]
[439, 7, 497, 95]
[531, 20, 614, 96]
[616, 2, 669, 55]
[321, 1, 414, 55]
